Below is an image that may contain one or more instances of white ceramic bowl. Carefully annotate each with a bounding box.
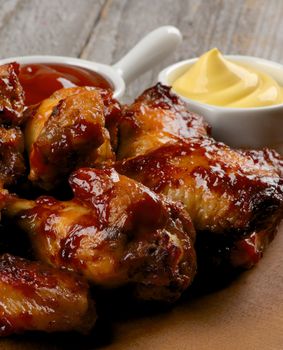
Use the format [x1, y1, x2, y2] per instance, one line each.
[159, 55, 283, 153]
[0, 26, 182, 101]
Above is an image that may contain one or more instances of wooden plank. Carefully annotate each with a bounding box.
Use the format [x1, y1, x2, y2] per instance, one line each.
[82, 0, 283, 100]
[0, 0, 105, 58]
[81, 0, 183, 101]
[0, 0, 21, 32]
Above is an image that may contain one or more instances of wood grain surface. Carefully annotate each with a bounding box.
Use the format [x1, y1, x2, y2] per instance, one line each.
[1, 0, 283, 99]
[0, 0, 282, 349]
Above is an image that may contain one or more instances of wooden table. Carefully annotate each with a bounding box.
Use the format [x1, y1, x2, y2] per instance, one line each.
[1, 0, 283, 100]
[0, 1, 283, 349]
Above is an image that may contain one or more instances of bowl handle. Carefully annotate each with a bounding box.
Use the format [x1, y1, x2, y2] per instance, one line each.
[112, 26, 182, 85]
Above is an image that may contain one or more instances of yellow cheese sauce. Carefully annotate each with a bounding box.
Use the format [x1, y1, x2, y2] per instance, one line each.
[172, 48, 283, 108]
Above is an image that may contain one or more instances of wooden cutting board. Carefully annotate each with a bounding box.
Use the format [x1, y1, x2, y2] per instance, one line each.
[1, 223, 282, 350]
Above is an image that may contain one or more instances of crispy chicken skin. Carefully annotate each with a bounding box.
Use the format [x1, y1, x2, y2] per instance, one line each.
[0, 127, 25, 187]
[0, 63, 26, 187]
[116, 84, 283, 269]
[0, 62, 25, 126]
[0, 254, 96, 336]
[24, 87, 121, 190]
[117, 139, 283, 236]
[227, 148, 283, 268]
[117, 83, 209, 159]
[6, 168, 196, 302]
[223, 148, 283, 268]
[240, 148, 283, 178]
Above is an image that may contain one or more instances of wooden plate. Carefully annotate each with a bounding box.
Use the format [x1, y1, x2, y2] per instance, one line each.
[1, 224, 282, 350]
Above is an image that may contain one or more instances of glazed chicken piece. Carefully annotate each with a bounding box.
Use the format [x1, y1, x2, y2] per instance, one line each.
[24, 86, 121, 190]
[0, 253, 95, 336]
[6, 168, 196, 302]
[116, 84, 283, 269]
[0, 63, 26, 187]
[0, 62, 25, 126]
[117, 83, 209, 159]
[228, 148, 283, 268]
[0, 127, 25, 187]
[240, 148, 283, 178]
[118, 139, 283, 236]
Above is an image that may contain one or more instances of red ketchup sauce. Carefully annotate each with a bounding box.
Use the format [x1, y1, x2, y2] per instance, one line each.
[19, 63, 113, 105]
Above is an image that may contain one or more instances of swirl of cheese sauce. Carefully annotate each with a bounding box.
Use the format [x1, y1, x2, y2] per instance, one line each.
[172, 48, 283, 108]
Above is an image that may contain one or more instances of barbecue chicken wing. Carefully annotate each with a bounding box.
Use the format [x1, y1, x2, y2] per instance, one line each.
[118, 139, 283, 235]
[0, 253, 95, 336]
[117, 83, 209, 159]
[116, 84, 283, 269]
[6, 168, 196, 302]
[24, 87, 121, 190]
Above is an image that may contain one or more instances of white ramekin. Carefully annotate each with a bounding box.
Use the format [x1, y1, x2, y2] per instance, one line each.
[159, 55, 283, 153]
